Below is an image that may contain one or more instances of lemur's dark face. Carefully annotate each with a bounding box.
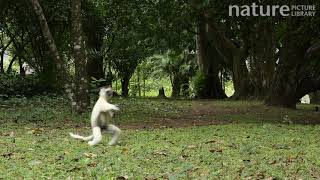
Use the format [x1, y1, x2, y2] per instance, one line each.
[99, 87, 113, 99]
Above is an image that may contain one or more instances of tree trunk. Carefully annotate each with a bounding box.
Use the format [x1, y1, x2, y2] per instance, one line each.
[29, 0, 67, 83]
[231, 53, 251, 99]
[143, 78, 146, 97]
[72, 0, 90, 113]
[265, 29, 317, 108]
[6, 55, 17, 73]
[18, 58, 25, 77]
[137, 68, 141, 97]
[196, 20, 207, 72]
[203, 14, 249, 99]
[121, 75, 130, 97]
[0, 52, 4, 74]
[195, 17, 227, 99]
[171, 75, 181, 97]
[247, 22, 276, 98]
[0, 38, 13, 74]
[105, 61, 113, 86]
[310, 91, 320, 104]
[158, 87, 166, 98]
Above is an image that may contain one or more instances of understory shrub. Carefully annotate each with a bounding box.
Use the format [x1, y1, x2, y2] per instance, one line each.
[192, 71, 207, 98]
[0, 74, 55, 98]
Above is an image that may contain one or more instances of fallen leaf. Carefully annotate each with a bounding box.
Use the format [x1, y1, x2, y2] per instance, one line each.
[205, 140, 217, 144]
[122, 147, 129, 155]
[87, 162, 97, 167]
[1, 131, 15, 137]
[84, 153, 97, 158]
[1, 152, 14, 158]
[153, 151, 167, 156]
[71, 157, 80, 162]
[180, 154, 189, 160]
[55, 155, 64, 161]
[209, 148, 223, 153]
[227, 143, 237, 148]
[265, 177, 276, 180]
[67, 166, 81, 172]
[187, 145, 197, 149]
[269, 160, 276, 165]
[27, 128, 45, 135]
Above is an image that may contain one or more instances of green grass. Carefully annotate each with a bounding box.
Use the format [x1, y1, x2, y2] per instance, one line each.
[0, 96, 320, 179]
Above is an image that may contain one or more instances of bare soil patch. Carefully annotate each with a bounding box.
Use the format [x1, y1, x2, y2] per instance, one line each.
[119, 102, 231, 129]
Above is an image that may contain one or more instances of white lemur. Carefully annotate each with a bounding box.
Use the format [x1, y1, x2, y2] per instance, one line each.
[69, 87, 121, 146]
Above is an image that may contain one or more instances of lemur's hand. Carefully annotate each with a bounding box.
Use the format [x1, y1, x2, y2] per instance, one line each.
[109, 111, 114, 117]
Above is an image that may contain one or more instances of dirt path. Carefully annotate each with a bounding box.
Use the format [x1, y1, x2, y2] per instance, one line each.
[119, 101, 231, 129]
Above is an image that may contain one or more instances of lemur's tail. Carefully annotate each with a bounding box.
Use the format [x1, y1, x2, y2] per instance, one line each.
[69, 132, 93, 141]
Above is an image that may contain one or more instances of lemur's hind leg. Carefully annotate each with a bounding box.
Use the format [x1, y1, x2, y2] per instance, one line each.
[107, 124, 121, 145]
[88, 127, 102, 146]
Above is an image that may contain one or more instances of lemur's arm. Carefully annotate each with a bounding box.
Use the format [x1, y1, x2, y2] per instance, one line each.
[101, 101, 119, 112]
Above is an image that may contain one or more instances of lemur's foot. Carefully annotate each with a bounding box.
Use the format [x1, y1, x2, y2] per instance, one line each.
[88, 141, 98, 146]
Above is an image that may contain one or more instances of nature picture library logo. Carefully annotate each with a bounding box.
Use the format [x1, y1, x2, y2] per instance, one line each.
[229, 2, 316, 17]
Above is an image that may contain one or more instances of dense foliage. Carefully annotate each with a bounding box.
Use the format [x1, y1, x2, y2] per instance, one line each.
[0, 0, 319, 107]
[0, 74, 56, 98]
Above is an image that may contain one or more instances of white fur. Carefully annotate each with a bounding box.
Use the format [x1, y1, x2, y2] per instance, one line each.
[69, 133, 93, 141]
[88, 127, 102, 146]
[300, 94, 310, 104]
[69, 87, 121, 146]
[107, 124, 121, 145]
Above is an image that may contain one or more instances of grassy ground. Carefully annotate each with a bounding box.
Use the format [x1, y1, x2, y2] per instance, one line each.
[0, 96, 320, 179]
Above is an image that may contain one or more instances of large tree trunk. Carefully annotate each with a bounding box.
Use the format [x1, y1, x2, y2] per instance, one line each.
[231, 52, 251, 99]
[0, 38, 13, 74]
[195, 17, 227, 99]
[196, 19, 207, 72]
[0, 52, 4, 74]
[121, 75, 130, 97]
[158, 87, 166, 98]
[72, 0, 90, 113]
[29, 0, 78, 107]
[143, 78, 146, 97]
[6, 55, 17, 73]
[0, 45, 7, 74]
[171, 75, 181, 97]
[137, 68, 141, 97]
[29, 0, 67, 83]
[265, 29, 319, 108]
[310, 91, 320, 104]
[104, 61, 113, 86]
[18, 58, 25, 77]
[247, 22, 276, 98]
[202, 14, 249, 99]
[29, 0, 85, 113]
